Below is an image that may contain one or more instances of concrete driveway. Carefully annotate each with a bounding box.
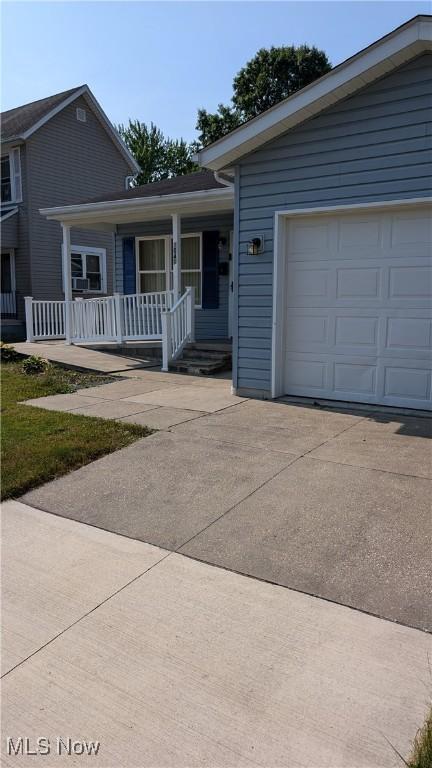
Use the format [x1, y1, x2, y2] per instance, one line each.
[22, 369, 432, 631]
[2, 500, 431, 768]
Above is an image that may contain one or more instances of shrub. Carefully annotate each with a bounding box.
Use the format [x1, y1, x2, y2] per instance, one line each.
[0, 342, 20, 362]
[21, 355, 51, 375]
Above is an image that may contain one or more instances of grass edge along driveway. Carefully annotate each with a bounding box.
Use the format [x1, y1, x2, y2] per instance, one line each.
[1, 361, 152, 500]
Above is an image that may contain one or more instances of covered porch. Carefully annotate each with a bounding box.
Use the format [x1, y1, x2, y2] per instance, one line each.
[29, 172, 234, 371]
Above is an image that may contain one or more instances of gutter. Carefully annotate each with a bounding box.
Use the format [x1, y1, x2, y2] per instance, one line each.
[40, 185, 234, 221]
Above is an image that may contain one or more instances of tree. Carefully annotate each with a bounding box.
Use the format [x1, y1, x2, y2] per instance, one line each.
[117, 120, 197, 186]
[194, 104, 242, 147]
[196, 44, 331, 147]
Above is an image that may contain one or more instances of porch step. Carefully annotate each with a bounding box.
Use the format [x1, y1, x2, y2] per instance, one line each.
[169, 343, 232, 376]
[182, 348, 230, 361]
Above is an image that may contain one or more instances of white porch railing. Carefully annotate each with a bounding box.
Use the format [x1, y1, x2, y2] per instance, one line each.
[122, 291, 173, 339]
[1, 291, 16, 315]
[25, 298, 66, 340]
[161, 287, 195, 371]
[24, 291, 176, 345]
[70, 296, 117, 343]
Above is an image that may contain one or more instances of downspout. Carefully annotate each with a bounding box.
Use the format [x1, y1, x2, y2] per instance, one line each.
[213, 170, 234, 187]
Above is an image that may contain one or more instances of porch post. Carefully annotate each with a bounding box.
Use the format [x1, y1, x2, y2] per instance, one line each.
[171, 213, 181, 301]
[61, 222, 72, 344]
[24, 297, 34, 342]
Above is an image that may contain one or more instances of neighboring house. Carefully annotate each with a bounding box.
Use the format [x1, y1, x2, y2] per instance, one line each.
[0, 85, 139, 338]
[38, 15, 431, 410]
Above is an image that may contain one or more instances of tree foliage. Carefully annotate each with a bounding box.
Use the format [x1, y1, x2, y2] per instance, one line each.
[117, 120, 197, 186]
[196, 44, 331, 147]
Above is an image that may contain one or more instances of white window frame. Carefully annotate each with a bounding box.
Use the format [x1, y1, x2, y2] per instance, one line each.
[69, 245, 107, 294]
[135, 233, 202, 308]
[1, 147, 22, 205]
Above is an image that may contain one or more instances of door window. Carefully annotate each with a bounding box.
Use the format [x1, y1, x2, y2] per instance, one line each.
[138, 238, 168, 293]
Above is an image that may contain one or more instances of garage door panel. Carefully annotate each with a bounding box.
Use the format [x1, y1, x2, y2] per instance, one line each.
[284, 359, 327, 390]
[384, 365, 431, 402]
[389, 265, 432, 300]
[287, 268, 331, 298]
[286, 210, 432, 263]
[282, 205, 432, 409]
[386, 317, 431, 352]
[390, 211, 432, 251]
[334, 363, 377, 395]
[336, 267, 380, 298]
[335, 316, 378, 347]
[284, 354, 432, 407]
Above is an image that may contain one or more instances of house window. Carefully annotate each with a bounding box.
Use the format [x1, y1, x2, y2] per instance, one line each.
[1, 156, 11, 203]
[180, 234, 202, 308]
[70, 246, 106, 293]
[1, 148, 22, 204]
[136, 233, 202, 306]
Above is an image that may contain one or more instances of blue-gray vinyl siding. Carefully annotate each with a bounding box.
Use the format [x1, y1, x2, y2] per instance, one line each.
[115, 213, 233, 340]
[235, 53, 432, 394]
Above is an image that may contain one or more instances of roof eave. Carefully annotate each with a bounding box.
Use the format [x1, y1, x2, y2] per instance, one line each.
[39, 186, 234, 227]
[197, 16, 432, 170]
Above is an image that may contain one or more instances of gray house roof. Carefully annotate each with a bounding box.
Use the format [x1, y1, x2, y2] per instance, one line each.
[0, 84, 140, 172]
[1, 86, 83, 142]
[84, 170, 228, 205]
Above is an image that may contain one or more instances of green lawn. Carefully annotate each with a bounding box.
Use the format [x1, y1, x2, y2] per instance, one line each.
[1, 361, 152, 500]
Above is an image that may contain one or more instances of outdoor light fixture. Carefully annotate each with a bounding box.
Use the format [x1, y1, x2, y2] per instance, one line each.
[247, 236, 264, 255]
[218, 236, 227, 251]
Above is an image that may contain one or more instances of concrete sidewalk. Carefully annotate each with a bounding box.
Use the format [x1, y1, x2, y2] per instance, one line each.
[22, 375, 432, 631]
[2, 500, 431, 768]
[13, 340, 159, 373]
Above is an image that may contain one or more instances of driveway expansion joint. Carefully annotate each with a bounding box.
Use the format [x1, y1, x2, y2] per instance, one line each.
[172, 413, 370, 556]
[1, 545, 175, 680]
[307, 453, 432, 482]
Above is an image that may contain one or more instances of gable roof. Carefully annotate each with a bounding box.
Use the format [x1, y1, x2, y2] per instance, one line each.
[1, 86, 83, 142]
[0, 85, 140, 173]
[197, 15, 432, 170]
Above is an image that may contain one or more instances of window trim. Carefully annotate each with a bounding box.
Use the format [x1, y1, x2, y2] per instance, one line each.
[1, 147, 22, 205]
[134, 232, 203, 308]
[69, 245, 107, 294]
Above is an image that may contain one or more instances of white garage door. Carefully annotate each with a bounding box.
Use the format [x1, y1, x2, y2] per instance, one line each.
[282, 204, 432, 410]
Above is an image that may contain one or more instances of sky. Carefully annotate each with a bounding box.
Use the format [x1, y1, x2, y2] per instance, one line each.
[1, 1, 430, 142]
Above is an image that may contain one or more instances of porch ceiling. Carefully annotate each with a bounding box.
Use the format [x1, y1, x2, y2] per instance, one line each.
[40, 187, 234, 231]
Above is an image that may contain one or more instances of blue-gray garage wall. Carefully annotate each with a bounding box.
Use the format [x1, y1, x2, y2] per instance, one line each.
[235, 53, 432, 396]
[115, 213, 233, 340]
